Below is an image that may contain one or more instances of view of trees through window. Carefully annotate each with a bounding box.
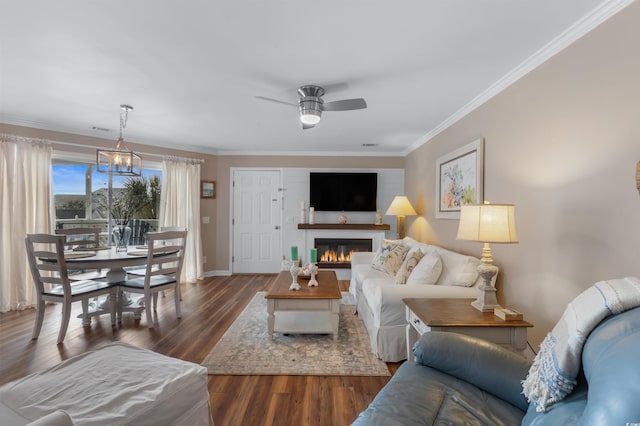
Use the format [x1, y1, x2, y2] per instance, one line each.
[53, 161, 162, 226]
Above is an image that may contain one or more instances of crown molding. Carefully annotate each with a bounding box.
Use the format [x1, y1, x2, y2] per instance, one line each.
[215, 149, 404, 157]
[404, 0, 635, 156]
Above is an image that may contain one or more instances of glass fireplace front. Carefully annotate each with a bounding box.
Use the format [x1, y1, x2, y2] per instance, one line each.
[314, 238, 372, 269]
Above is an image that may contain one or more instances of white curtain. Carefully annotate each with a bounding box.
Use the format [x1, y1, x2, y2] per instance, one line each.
[159, 158, 204, 282]
[0, 134, 54, 312]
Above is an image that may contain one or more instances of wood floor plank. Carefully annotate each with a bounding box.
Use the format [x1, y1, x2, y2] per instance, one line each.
[0, 274, 401, 426]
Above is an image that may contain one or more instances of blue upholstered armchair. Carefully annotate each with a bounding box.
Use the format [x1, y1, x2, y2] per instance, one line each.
[353, 306, 640, 425]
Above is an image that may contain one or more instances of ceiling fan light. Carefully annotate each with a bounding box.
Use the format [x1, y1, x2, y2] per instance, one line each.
[299, 98, 323, 125]
[300, 112, 321, 125]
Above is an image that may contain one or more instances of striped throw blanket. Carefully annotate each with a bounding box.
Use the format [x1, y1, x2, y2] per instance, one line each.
[522, 276, 640, 412]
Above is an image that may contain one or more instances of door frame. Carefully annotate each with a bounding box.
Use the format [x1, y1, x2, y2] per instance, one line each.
[229, 167, 284, 274]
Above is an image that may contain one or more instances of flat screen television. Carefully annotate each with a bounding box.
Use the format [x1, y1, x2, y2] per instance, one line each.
[309, 172, 377, 212]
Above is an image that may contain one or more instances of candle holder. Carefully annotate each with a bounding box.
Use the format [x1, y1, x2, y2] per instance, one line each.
[289, 263, 301, 291]
[308, 263, 319, 287]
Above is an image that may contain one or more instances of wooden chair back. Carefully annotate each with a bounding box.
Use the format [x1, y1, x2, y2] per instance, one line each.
[25, 234, 71, 297]
[143, 230, 188, 287]
[55, 227, 101, 250]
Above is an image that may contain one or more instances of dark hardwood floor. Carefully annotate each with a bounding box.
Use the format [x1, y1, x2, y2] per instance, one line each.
[0, 275, 401, 426]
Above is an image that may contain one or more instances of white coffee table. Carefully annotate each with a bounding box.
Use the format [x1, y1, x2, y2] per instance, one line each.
[265, 270, 342, 341]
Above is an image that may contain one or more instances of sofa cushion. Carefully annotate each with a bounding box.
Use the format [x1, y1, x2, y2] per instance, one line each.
[351, 359, 526, 426]
[405, 251, 443, 285]
[414, 332, 531, 412]
[394, 249, 424, 285]
[371, 239, 409, 275]
[352, 263, 389, 282]
[435, 247, 481, 287]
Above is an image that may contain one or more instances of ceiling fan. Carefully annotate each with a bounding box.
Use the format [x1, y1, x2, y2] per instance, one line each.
[256, 85, 367, 129]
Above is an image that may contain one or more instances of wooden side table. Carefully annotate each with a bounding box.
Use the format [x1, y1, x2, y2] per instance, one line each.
[404, 298, 533, 361]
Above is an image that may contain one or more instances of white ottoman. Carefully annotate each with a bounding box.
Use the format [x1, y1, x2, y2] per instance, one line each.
[0, 343, 212, 425]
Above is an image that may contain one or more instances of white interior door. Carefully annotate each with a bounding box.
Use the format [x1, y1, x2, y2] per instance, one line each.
[232, 169, 282, 273]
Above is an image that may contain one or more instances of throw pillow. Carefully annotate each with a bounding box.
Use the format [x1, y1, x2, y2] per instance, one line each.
[395, 249, 425, 284]
[383, 244, 410, 276]
[371, 238, 400, 271]
[405, 252, 443, 285]
[371, 239, 399, 271]
[371, 239, 409, 275]
[437, 255, 480, 287]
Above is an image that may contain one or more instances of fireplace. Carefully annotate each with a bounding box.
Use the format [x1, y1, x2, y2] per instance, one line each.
[314, 238, 372, 269]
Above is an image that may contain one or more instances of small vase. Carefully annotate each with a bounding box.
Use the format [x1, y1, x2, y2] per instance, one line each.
[113, 223, 130, 252]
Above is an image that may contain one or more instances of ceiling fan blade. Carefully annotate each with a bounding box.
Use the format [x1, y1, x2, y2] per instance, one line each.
[322, 98, 367, 111]
[321, 82, 350, 93]
[302, 122, 316, 130]
[254, 96, 297, 107]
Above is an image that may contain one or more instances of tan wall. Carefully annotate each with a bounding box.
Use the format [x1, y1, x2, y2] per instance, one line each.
[404, 3, 640, 346]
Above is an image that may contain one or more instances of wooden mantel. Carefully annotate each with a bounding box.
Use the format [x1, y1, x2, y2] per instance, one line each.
[297, 223, 390, 231]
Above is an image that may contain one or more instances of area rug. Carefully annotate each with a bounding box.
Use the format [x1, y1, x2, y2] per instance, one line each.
[202, 291, 390, 376]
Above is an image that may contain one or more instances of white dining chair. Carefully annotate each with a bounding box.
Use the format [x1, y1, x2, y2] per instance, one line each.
[25, 234, 116, 344]
[125, 226, 186, 308]
[118, 230, 187, 328]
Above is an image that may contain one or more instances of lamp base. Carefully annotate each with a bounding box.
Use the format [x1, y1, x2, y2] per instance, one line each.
[471, 262, 501, 312]
[396, 215, 406, 239]
[471, 285, 501, 312]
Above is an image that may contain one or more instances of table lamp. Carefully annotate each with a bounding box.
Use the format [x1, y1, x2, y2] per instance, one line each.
[456, 203, 518, 312]
[385, 196, 417, 239]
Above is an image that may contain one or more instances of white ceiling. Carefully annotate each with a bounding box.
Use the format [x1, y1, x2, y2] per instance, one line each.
[0, 0, 626, 156]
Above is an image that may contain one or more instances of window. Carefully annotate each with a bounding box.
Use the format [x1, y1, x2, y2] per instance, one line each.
[52, 159, 162, 243]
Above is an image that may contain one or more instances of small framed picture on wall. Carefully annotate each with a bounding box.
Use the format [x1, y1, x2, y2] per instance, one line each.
[201, 180, 216, 199]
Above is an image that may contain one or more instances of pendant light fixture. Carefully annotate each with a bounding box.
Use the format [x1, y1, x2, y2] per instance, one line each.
[96, 104, 142, 176]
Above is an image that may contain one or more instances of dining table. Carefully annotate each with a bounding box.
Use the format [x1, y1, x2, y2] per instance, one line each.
[62, 246, 152, 323]
[64, 246, 150, 282]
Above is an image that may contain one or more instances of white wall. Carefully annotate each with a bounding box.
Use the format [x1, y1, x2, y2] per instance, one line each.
[282, 168, 404, 270]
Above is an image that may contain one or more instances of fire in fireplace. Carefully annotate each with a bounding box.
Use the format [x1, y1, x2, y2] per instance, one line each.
[314, 238, 372, 268]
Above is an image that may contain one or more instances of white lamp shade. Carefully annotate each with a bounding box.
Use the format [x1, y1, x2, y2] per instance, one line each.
[385, 196, 417, 216]
[457, 204, 518, 243]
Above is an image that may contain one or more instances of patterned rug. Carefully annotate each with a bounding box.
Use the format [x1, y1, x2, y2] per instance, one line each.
[202, 291, 390, 376]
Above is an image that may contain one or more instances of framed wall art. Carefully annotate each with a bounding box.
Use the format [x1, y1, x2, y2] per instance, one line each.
[201, 180, 216, 199]
[435, 138, 484, 219]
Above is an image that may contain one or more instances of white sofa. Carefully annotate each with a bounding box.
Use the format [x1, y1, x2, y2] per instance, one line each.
[350, 237, 494, 362]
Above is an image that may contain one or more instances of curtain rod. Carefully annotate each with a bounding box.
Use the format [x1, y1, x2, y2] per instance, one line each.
[50, 139, 167, 159]
[163, 155, 205, 164]
[36, 136, 206, 162]
[1, 133, 51, 147]
[3, 132, 206, 162]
